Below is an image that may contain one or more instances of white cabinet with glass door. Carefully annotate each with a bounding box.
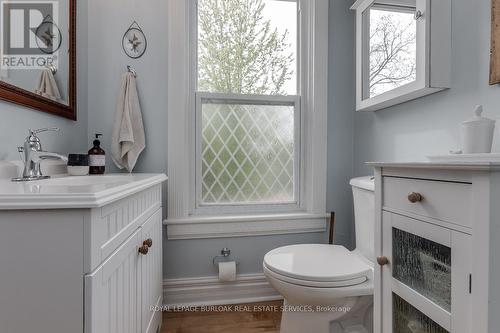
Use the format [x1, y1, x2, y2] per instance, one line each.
[369, 163, 500, 333]
[380, 212, 471, 333]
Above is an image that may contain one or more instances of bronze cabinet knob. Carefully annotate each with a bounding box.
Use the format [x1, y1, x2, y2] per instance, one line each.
[377, 256, 389, 266]
[143, 238, 153, 247]
[138, 245, 149, 255]
[407, 192, 423, 203]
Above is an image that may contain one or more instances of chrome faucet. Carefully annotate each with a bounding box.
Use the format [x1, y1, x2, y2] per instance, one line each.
[12, 128, 68, 182]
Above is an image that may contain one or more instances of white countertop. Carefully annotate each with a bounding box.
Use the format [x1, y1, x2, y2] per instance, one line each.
[0, 173, 167, 210]
[367, 161, 500, 171]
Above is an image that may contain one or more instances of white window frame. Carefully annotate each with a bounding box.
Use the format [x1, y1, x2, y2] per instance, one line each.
[165, 0, 329, 239]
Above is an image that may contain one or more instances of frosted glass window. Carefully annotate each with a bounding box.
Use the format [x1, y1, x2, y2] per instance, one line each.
[392, 228, 451, 311]
[393, 293, 449, 333]
[201, 98, 295, 204]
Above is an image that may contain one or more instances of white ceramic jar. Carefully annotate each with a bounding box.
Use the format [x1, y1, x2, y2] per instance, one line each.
[462, 105, 496, 154]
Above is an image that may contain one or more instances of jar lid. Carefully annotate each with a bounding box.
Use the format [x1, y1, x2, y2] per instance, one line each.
[463, 105, 495, 125]
[68, 154, 89, 166]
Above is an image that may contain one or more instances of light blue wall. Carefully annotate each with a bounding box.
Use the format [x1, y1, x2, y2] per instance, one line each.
[86, 0, 168, 177]
[0, 0, 88, 161]
[354, 0, 498, 176]
[327, 0, 357, 248]
[164, 233, 328, 279]
[86, 0, 357, 279]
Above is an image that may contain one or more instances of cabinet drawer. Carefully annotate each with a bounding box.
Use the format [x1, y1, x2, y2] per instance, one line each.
[383, 176, 471, 228]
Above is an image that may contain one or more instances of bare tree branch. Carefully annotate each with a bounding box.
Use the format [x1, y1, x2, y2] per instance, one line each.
[369, 9, 417, 96]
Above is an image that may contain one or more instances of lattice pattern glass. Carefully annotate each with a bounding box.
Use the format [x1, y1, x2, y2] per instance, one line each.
[201, 99, 295, 204]
[393, 293, 449, 333]
[392, 228, 451, 311]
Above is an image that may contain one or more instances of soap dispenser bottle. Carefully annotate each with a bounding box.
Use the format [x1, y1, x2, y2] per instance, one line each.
[88, 134, 105, 174]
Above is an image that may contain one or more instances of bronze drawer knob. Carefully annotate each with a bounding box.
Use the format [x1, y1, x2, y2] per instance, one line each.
[377, 256, 389, 266]
[143, 238, 153, 247]
[408, 192, 423, 203]
[138, 245, 149, 255]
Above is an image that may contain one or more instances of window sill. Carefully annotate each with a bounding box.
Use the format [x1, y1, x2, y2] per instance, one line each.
[163, 212, 329, 240]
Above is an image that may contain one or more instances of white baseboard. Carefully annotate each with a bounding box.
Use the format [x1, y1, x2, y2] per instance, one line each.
[163, 273, 282, 307]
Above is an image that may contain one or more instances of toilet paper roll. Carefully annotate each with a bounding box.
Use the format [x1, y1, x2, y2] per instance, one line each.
[218, 261, 237, 282]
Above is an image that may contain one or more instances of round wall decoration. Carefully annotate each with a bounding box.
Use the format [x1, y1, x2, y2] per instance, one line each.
[122, 21, 147, 59]
[35, 15, 62, 54]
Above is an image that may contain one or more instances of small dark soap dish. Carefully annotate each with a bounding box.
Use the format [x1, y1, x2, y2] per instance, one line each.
[67, 154, 89, 176]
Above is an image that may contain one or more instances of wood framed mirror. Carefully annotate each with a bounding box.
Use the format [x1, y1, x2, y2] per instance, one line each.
[0, 0, 76, 120]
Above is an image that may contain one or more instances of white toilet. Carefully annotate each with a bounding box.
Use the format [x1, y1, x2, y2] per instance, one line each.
[263, 176, 375, 333]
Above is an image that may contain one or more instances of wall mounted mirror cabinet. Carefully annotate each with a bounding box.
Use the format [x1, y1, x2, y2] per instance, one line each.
[351, 0, 450, 111]
[0, 0, 76, 119]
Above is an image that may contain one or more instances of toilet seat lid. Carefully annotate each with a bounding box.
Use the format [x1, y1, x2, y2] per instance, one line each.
[263, 244, 372, 283]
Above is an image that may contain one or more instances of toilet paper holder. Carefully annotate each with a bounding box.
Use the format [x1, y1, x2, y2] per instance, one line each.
[212, 248, 239, 266]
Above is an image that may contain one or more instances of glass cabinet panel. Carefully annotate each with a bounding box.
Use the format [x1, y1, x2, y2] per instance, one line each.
[392, 228, 451, 311]
[393, 293, 449, 333]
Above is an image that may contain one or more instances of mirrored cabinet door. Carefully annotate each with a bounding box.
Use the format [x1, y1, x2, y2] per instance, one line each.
[351, 0, 451, 111]
[381, 212, 471, 333]
[364, 0, 419, 100]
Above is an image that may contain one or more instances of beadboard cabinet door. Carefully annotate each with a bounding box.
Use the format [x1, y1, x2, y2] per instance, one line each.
[380, 212, 471, 333]
[85, 229, 142, 333]
[140, 209, 163, 333]
[85, 209, 163, 333]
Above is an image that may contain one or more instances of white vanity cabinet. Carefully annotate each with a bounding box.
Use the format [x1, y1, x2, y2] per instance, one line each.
[370, 163, 500, 333]
[0, 174, 166, 333]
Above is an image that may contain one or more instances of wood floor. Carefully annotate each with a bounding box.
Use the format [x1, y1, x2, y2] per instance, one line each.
[161, 300, 283, 333]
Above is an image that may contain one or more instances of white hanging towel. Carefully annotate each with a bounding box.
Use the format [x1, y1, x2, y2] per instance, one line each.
[35, 69, 61, 102]
[111, 72, 146, 172]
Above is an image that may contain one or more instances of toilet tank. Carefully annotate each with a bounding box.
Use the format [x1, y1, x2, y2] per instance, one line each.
[350, 176, 375, 262]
